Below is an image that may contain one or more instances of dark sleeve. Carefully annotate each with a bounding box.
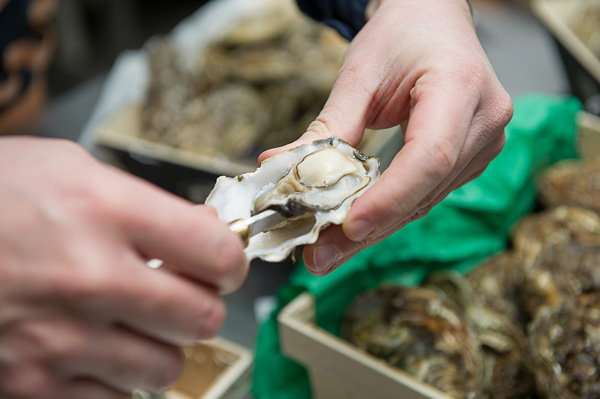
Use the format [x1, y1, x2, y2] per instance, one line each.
[296, 0, 369, 40]
[0, 0, 53, 114]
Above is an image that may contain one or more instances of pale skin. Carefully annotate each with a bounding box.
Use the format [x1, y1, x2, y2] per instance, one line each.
[0, 0, 512, 396]
[260, 0, 513, 275]
[0, 137, 249, 398]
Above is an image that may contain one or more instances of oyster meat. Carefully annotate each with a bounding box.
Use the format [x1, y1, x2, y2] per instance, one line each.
[205, 137, 379, 262]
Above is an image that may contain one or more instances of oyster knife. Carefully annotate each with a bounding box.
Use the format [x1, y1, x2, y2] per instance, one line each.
[229, 209, 289, 246]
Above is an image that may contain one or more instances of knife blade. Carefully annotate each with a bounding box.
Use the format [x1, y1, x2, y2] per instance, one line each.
[229, 209, 289, 246]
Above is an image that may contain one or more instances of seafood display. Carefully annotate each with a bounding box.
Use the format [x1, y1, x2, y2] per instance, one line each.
[342, 159, 600, 399]
[205, 137, 379, 262]
[528, 299, 600, 399]
[341, 286, 484, 399]
[140, 1, 347, 160]
[538, 159, 600, 214]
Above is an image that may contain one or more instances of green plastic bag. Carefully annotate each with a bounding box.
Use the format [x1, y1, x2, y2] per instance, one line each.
[252, 95, 582, 399]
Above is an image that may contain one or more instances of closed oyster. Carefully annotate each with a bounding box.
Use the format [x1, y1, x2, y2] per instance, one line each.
[528, 297, 600, 399]
[465, 252, 524, 326]
[538, 159, 600, 213]
[205, 137, 379, 262]
[424, 268, 535, 399]
[341, 286, 485, 399]
[511, 206, 600, 270]
[511, 206, 600, 319]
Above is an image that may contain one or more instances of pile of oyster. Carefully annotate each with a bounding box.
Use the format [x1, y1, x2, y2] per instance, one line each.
[140, 0, 347, 160]
[342, 159, 600, 399]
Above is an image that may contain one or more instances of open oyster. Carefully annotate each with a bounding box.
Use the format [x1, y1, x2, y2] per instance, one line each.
[205, 137, 379, 262]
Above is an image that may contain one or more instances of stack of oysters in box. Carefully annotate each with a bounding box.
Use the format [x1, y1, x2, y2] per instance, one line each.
[342, 159, 600, 399]
[140, 1, 347, 161]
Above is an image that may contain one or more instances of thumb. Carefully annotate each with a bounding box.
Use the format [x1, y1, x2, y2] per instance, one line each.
[258, 64, 374, 164]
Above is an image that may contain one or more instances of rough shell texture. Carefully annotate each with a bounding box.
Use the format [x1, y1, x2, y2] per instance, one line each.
[511, 206, 600, 320]
[528, 297, 600, 399]
[424, 268, 535, 399]
[341, 286, 485, 399]
[205, 137, 379, 262]
[538, 159, 600, 214]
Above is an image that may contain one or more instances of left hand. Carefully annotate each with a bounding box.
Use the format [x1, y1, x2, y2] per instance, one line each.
[259, 0, 513, 275]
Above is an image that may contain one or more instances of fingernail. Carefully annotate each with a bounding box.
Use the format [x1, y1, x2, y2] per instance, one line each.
[313, 245, 339, 274]
[348, 219, 375, 241]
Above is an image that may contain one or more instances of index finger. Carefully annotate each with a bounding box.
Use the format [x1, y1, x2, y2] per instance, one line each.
[104, 168, 249, 294]
[342, 81, 476, 241]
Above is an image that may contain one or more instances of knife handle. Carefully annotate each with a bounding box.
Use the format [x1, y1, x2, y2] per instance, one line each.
[229, 219, 250, 248]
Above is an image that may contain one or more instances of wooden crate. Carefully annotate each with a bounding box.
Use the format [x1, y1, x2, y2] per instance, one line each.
[532, 0, 600, 100]
[157, 337, 253, 399]
[278, 293, 451, 399]
[577, 110, 600, 160]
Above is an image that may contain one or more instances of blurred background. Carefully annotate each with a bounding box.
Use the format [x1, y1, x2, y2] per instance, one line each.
[26, 0, 578, 144]
[49, 0, 207, 95]
[6, 0, 589, 349]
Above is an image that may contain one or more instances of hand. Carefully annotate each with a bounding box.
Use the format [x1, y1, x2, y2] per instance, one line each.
[259, 0, 513, 275]
[0, 137, 248, 398]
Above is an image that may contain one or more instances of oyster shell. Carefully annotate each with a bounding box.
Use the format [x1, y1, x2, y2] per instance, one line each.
[341, 285, 485, 399]
[528, 296, 600, 399]
[511, 206, 600, 319]
[465, 252, 525, 326]
[424, 268, 536, 399]
[538, 159, 600, 214]
[205, 137, 379, 262]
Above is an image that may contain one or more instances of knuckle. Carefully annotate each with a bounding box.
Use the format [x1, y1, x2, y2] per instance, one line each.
[447, 59, 488, 93]
[0, 365, 51, 398]
[51, 257, 125, 308]
[305, 119, 333, 140]
[426, 136, 458, 181]
[195, 295, 225, 339]
[150, 350, 184, 390]
[78, 179, 120, 220]
[211, 236, 247, 285]
[490, 91, 514, 128]
[15, 320, 86, 362]
[52, 266, 105, 303]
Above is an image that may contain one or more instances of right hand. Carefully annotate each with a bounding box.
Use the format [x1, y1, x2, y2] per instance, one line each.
[0, 137, 249, 399]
